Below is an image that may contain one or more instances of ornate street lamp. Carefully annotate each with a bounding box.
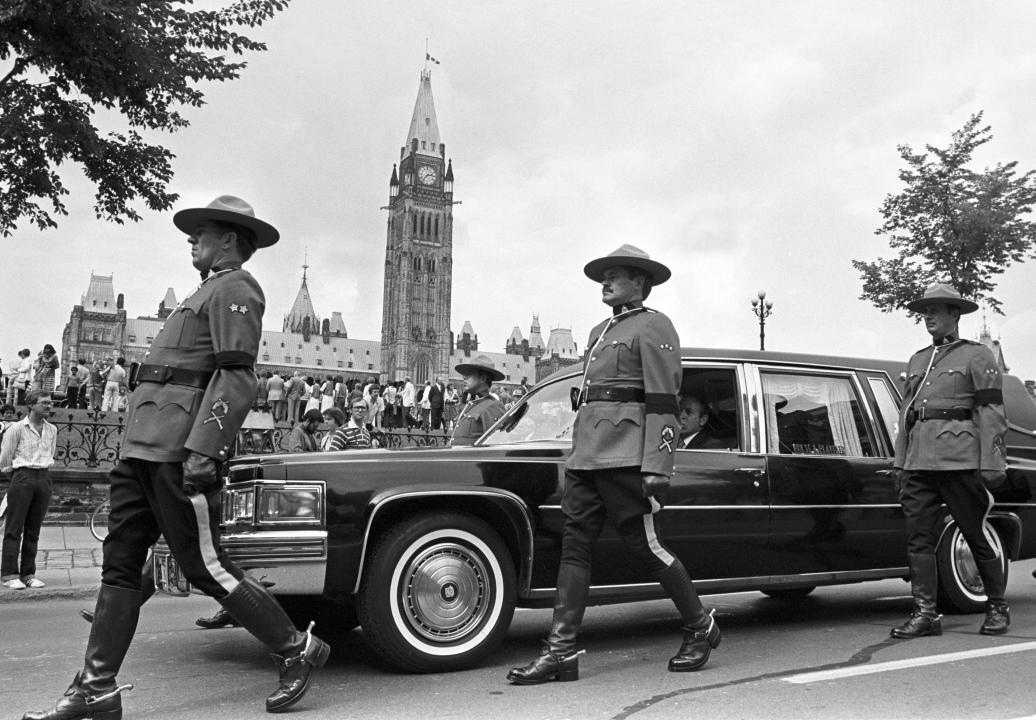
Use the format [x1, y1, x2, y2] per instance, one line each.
[750, 290, 774, 351]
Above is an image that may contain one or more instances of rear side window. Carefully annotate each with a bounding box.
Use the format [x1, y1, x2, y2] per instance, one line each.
[867, 376, 900, 447]
[761, 372, 876, 457]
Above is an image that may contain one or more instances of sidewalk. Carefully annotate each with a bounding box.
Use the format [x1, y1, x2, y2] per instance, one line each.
[0, 525, 102, 603]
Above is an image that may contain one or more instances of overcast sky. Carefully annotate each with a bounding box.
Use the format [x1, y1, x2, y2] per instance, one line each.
[6, 1, 1036, 380]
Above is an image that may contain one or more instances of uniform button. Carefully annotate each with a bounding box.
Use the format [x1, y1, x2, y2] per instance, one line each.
[922, 399, 928, 404]
[926, 382, 931, 386]
[591, 356, 597, 361]
[612, 341, 617, 345]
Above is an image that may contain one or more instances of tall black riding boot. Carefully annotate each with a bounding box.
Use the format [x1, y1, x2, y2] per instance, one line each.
[24, 584, 140, 720]
[507, 563, 589, 685]
[218, 576, 330, 713]
[891, 552, 942, 638]
[976, 558, 1010, 635]
[656, 560, 721, 671]
[81, 563, 155, 624]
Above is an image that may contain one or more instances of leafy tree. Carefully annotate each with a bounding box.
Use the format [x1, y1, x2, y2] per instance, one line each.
[853, 112, 1036, 315]
[0, 0, 290, 237]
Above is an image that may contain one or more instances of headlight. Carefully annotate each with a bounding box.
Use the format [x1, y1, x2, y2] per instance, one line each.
[222, 488, 254, 524]
[258, 487, 321, 523]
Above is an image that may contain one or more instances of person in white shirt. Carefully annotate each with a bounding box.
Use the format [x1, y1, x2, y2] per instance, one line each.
[8, 349, 31, 406]
[0, 390, 57, 589]
[401, 376, 416, 428]
[100, 358, 127, 412]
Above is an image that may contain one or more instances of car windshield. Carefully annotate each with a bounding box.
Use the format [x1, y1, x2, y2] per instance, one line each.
[480, 375, 578, 445]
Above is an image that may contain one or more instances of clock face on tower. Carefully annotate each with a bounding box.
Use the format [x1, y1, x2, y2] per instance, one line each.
[418, 165, 437, 186]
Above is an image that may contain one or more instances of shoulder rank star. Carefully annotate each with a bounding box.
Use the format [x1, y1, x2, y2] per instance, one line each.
[229, 303, 249, 314]
[659, 343, 674, 351]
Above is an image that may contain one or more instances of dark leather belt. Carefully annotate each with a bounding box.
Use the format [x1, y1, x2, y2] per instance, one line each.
[913, 407, 972, 422]
[583, 386, 645, 403]
[136, 364, 212, 389]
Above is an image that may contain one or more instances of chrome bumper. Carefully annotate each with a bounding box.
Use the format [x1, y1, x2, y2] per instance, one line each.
[153, 529, 328, 596]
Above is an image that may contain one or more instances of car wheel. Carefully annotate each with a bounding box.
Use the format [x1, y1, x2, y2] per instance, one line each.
[276, 594, 358, 634]
[761, 586, 816, 599]
[358, 512, 517, 673]
[936, 520, 1008, 614]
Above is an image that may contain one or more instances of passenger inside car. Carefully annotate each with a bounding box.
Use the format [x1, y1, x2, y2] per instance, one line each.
[678, 368, 739, 450]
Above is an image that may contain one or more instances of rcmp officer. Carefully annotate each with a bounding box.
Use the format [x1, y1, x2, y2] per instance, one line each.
[25, 197, 331, 720]
[508, 244, 719, 685]
[890, 283, 1010, 639]
[451, 355, 507, 446]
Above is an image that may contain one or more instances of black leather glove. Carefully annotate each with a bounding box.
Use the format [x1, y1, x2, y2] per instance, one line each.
[182, 452, 221, 496]
[642, 473, 671, 500]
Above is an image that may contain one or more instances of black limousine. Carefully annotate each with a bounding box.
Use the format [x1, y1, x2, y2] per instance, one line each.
[155, 348, 1036, 672]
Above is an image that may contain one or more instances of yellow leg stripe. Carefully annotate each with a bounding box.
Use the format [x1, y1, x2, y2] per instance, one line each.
[642, 512, 675, 567]
[189, 494, 239, 595]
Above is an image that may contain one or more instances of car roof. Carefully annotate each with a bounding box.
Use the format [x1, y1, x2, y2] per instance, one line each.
[538, 347, 905, 385]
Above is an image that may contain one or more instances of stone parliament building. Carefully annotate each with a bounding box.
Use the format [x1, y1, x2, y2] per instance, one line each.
[60, 70, 582, 389]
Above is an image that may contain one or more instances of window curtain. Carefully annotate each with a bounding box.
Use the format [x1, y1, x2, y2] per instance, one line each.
[761, 374, 863, 457]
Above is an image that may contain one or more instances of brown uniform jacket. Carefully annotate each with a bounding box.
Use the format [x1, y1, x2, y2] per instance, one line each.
[567, 306, 681, 476]
[893, 338, 1008, 473]
[122, 264, 264, 463]
[452, 394, 506, 446]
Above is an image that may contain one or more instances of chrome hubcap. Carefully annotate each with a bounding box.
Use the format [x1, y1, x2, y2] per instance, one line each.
[402, 541, 489, 642]
[951, 531, 984, 596]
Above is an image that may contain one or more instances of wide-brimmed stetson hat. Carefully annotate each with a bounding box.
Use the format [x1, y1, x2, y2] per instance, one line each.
[906, 283, 978, 315]
[583, 244, 672, 286]
[455, 354, 505, 382]
[173, 195, 280, 248]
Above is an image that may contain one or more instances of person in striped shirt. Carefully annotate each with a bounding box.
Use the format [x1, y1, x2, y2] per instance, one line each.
[328, 399, 371, 450]
[0, 389, 57, 589]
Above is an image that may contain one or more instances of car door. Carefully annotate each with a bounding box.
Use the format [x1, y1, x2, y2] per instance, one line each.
[757, 365, 905, 575]
[657, 362, 770, 581]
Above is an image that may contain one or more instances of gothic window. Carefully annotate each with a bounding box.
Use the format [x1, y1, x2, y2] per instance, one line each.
[434, 216, 439, 238]
[413, 257, 421, 272]
[316, 358, 323, 366]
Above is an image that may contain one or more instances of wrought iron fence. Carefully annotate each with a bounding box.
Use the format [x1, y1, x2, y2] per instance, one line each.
[43, 412, 450, 471]
[52, 411, 125, 468]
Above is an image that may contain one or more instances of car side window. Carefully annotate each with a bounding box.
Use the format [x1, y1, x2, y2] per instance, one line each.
[866, 377, 900, 448]
[761, 372, 876, 457]
[678, 367, 740, 451]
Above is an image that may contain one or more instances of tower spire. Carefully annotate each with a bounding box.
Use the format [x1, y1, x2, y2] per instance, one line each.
[404, 68, 442, 157]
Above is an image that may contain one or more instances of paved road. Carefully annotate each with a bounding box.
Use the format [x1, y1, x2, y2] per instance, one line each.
[3, 569, 1036, 720]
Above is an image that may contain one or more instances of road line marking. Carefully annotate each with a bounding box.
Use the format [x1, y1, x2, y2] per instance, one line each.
[783, 641, 1036, 684]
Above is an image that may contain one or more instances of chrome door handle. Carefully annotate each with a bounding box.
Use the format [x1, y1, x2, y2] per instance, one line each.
[735, 467, 765, 477]
[875, 469, 893, 477]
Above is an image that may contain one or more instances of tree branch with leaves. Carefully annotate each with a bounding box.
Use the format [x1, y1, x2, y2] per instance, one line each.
[0, 0, 290, 237]
[853, 111, 1036, 316]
